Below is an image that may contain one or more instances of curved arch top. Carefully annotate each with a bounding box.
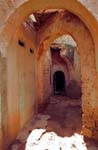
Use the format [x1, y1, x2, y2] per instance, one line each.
[1, 0, 98, 44]
[0, 0, 98, 73]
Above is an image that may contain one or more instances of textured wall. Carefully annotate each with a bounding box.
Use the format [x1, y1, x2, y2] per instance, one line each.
[38, 11, 98, 139]
[4, 24, 36, 148]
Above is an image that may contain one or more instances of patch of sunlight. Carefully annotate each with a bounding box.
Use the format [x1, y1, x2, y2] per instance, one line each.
[54, 35, 77, 47]
[25, 129, 87, 150]
[29, 14, 37, 22]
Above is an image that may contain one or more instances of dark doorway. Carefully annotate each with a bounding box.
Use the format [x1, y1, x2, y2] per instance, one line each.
[53, 71, 65, 95]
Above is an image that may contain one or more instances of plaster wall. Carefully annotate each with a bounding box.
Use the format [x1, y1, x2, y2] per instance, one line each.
[5, 24, 36, 147]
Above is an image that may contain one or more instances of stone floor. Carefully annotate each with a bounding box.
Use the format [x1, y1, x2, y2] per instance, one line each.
[8, 96, 98, 150]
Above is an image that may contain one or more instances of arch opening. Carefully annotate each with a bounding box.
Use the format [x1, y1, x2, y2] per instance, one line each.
[47, 34, 82, 99]
[53, 71, 66, 95]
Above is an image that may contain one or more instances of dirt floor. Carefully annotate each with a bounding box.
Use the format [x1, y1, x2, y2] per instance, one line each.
[8, 96, 98, 150]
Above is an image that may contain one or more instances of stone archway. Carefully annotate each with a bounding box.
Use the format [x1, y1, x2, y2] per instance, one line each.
[1, 0, 98, 58]
[37, 11, 98, 139]
[0, 0, 98, 149]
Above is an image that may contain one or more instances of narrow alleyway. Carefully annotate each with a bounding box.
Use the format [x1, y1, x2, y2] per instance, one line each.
[9, 96, 98, 150]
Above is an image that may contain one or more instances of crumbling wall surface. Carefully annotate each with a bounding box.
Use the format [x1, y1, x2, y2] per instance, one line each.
[42, 50, 52, 101]
[0, 0, 98, 29]
[36, 49, 52, 105]
[66, 49, 82, 99]
[0, 54, 7, 149]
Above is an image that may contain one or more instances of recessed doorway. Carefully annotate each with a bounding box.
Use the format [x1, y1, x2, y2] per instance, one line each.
[53, 71, 65, 95]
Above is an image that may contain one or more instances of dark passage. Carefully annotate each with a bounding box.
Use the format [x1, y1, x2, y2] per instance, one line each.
[53, 71, 65, 95]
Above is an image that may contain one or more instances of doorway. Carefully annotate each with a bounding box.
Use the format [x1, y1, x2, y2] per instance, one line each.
[53, 71, 65, 95]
